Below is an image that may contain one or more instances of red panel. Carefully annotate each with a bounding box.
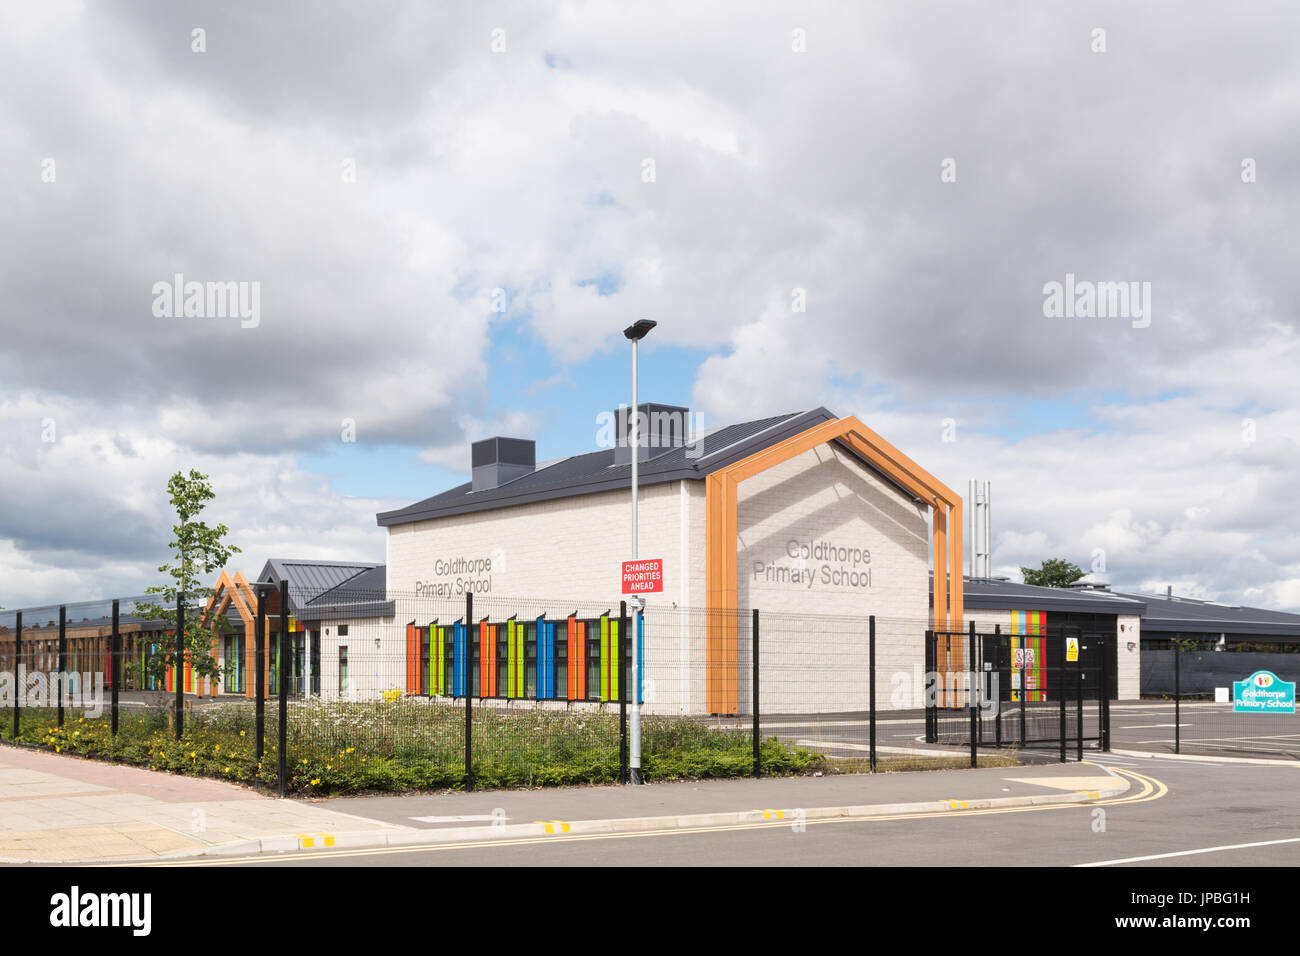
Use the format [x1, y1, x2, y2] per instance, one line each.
[575, 621, 587, 700]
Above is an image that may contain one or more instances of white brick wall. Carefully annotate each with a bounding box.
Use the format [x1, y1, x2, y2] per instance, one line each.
[382, 444, 933, 715]
[734, 444, 929, 713]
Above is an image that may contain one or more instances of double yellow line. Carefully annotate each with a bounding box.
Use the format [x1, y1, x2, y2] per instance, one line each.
[125, 765, 1166, 866]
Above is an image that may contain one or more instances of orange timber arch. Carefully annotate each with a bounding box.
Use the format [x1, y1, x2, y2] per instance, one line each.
[203, 570, 261, 698]
[704, 415, 964, 714]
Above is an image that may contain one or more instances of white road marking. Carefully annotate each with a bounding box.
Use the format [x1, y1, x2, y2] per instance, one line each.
[1077, 836, 1300, 867]
[410, 814, 504, 824]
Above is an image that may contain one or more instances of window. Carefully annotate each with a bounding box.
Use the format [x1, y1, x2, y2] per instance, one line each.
[338, 646, 349, 696]
[338, 625, 349, 637]
[223, 635, 244, 694]
[554, 630, 568, 700]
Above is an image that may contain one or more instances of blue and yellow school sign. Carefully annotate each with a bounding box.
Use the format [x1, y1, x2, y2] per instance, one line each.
[1232, 671, 1296, 714]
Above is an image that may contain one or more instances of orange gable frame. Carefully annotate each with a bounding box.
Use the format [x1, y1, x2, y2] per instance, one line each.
[704, 416, 963, 713]
[203, 570, 262, 698]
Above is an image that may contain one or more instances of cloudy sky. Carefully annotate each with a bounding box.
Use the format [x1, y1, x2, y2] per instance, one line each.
[1, 1, 1297, 611]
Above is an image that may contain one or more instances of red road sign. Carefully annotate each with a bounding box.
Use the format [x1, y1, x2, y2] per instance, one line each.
[622, 558, 663, 594]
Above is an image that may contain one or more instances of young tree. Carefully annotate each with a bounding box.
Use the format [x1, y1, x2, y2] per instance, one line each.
[130, 470, 241, 698]
[1020, 558, 1086, 588]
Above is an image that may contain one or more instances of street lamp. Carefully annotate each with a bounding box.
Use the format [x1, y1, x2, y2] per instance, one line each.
[622, 318, 656, 785]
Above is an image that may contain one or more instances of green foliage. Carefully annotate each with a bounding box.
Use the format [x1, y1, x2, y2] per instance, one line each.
[1020, 558, 1085, 588]
[0, 699, 822, 794]
[131, 470, 241, 689]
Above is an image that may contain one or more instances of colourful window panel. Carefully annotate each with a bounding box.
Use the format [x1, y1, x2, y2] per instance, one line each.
[600, 614, 621, 703]
[405, 622, 416, 694]
[481, 621, 497, 697]
[567, 616, 585, 701]
[452, 621, 466, 697]
[426, 622, 441, 696]
[506, 619, 525, 699]
[536, 617, 555, 699]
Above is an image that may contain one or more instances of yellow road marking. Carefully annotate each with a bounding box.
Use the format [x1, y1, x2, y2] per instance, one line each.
[120, 767, 1165, 866]
[294, 833, 336, 849]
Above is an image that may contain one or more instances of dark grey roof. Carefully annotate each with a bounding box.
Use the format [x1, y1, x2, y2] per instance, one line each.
[1113, 591, 1300, 637]
[300, 565, 393, 621]
[959, 577, 1147, 615]
[377, 408, 870, 527]
[256, 559, 383, 616]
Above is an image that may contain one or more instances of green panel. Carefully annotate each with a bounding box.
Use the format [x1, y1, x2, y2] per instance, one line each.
[600, 616, 609, 701]
[609, 620, 620, 702]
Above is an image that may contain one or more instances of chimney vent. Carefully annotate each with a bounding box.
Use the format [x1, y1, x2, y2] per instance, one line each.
[471, 437, 535, 492]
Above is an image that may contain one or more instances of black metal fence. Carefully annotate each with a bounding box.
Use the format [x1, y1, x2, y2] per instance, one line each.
[0, 587, 1134, 793]
[1137, 641, 1299, 759]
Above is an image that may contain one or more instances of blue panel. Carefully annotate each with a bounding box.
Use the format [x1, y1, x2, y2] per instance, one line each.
[453, 621, 466, 697]
[537, 617, 552, 699]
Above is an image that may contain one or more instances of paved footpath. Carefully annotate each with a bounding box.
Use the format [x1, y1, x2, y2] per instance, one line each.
[0, 744, 1128, 864]
[0, 746, 398, 863]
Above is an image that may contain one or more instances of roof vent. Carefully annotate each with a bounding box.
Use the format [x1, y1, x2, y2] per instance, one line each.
[471, 437, 535, 492]
[613, 403, 690, 465]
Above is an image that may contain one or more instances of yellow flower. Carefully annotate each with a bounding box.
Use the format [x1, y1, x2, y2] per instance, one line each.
[189, 751, 196, 758]
[310, 778, 321, 786]
[224, 767, 230, 772]
[346, 747, 354, 753]
[239, 730, 245, 737]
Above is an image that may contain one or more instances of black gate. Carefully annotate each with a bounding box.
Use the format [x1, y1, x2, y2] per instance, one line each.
[925, 625, 1110, 761]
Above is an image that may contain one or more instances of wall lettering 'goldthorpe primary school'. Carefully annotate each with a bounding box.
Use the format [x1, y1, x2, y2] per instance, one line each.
[414, 554, 495, 598]
[752, 538, 873, 589]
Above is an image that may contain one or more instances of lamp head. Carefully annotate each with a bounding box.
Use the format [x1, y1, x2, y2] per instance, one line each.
[623, 319, 657, 341]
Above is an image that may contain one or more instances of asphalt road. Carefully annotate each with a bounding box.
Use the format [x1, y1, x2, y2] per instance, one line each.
[185, 752, 1298, 867]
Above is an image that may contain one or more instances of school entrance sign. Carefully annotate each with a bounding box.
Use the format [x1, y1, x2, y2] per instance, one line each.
[1232, 670, 1295, 714]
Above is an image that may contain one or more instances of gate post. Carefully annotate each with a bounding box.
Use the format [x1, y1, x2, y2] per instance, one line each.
[255, 587, 266, 760]
[968, 621, 977, 769]
[1058, 642, 1067, 763]
[57, 606, 66, 728]
[924, 630, 936, 744]
[868, 615, 876, 773]
[994, 624, 1003, 749]
[110, 600, 120, 736]
[1098, 633, 1109, 751]
[752, 608, 760, 778]
[1076, 655, 1084, 762]
[12, 611, 22, 740]
[1174, 640, 1181, 755]
[464, 591, 473, 791]
[277, 579, 288, 798]
[175, 592, 185, 740]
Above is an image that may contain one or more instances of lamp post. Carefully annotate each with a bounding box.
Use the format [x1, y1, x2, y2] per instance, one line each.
[622, 318, 656, 785]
